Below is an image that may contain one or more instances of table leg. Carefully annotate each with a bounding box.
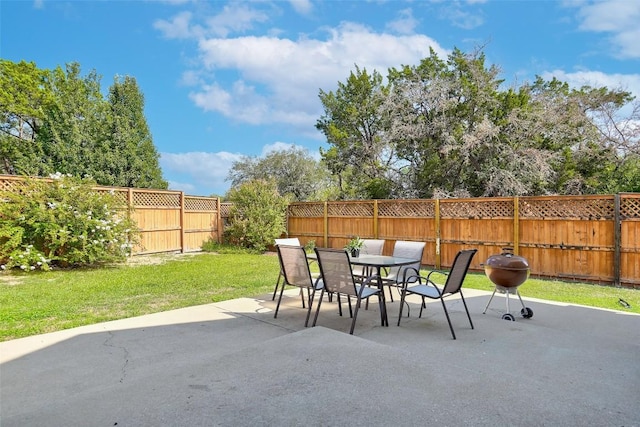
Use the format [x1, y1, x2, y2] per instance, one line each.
[376, 267, 389, 326]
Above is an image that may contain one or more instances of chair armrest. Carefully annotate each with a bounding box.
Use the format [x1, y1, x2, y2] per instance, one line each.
[426, 269, 448, 284]
[400, 267, 423, 289]
[359, 274, 381, 297]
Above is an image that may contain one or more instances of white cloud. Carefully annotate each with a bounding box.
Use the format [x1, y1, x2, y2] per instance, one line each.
[160, 151, 244, 194]
[154, 11, 203, 39]
[543, 69, 640, 99]
[204, 3, 269, 37]
[386, 8, 419, 35]
[155, 3, 270, 40]
[261, 141, 296, 156]
[571, 0, 640, 59]
[188, 22, 445, 129]
[288, 0, 313, 15]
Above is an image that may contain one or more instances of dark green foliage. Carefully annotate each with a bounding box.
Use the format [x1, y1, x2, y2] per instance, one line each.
[0, 60, 167, 189]
[224, 179, 289, 252]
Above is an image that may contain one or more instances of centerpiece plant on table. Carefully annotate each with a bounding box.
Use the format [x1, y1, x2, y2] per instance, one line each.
[344, 236, 364, 257]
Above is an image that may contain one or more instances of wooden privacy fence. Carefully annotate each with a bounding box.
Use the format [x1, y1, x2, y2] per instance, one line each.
[286, 194, 640, 288]
[0, 175, 222, 255]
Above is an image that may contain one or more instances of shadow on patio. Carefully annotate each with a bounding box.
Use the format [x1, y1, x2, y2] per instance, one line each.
[1, 288, 639, 426]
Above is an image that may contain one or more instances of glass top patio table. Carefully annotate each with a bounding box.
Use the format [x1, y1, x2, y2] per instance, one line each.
[307, 252, 420, 326]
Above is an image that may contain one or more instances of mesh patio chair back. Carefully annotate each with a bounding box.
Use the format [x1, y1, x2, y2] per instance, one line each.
[441, 249, 477, 295]
[361, 239, 385, 255]
[313, 247, 387, 334]
[274, 244, 322, 326]
[277, 244, 314, 288]
[397, 248, 478, 339]
[314, 248, 358, 297]
[272, 238, 302, 300]
[389, 241, 425, 281]
[352, 239, 385, 278]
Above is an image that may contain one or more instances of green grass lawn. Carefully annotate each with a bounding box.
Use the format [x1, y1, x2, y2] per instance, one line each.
[1, 251, 638, 342]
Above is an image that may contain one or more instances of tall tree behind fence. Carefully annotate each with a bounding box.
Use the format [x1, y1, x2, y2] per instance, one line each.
[286, 195, 640, 288]
[0, 175, 221, 255]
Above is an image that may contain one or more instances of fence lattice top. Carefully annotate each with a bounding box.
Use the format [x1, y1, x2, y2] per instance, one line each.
[519, 197, 615, 220]
[621, 196, 640, 219]
[378, 200, 435, 217]
[440, 199, 513, 219]
[185, 197, 217, 211]
[289, 203, 324, 218]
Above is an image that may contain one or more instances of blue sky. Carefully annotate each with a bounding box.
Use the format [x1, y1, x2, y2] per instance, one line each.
[2, 0, 639, 196]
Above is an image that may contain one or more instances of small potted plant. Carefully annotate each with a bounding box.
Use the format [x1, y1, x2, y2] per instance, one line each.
[344, 236, 364, 257]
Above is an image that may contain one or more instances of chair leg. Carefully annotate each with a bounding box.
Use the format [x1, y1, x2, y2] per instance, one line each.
[418, 296, 426, 318]
[272, 271, 283, 300]
[304, 288, 317, 327]
[312, 289, 325, 327]
[440, 298, 456, 340]
[397, 290, 408, 326]
[274, 280, 287, 318]
[460, 292, 474, 330]
[350, 297, 362, 335]
[337, 293, 343, 317]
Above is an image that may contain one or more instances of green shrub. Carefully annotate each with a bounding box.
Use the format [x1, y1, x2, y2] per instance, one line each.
[224, 179, 288, 252]
[0, 174, 139, 270]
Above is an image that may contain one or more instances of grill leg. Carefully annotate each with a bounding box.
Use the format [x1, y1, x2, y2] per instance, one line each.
[516, 289, 526, 309]
[483, 289, 498, 314]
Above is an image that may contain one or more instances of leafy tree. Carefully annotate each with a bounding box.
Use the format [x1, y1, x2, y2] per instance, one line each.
[0, 59, 53, 174]
[37, 62, 109, 178]
[318, 47, 639, 198]
[224, 179, 288, 251]
[227, 146, 336, 201]
[98, 75, 167, 188]
[316, 66, 396, 199]
[1, 60, 167, 189]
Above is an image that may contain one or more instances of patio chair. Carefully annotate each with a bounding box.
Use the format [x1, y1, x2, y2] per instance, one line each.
[274, 245, 324, 326]
[312, 248, 387, 335]
[397, 249, 477, 340]
[379, 241, 425, 301]
[272, 238, 302, 301]
[352, 239, 385, 280]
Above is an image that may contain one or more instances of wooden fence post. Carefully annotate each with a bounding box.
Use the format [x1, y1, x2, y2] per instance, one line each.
[216, 197, 222, 244]
[323, 201, 328, 248]
[373, 200, 379, 239]
[614, 194, 621, 286]
[179, 191, 185, 253]
[435, 198, 441, 269]
[514, 197, 520, 255]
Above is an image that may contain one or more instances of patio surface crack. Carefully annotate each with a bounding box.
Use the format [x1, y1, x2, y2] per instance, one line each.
[103, 331, 130, 383]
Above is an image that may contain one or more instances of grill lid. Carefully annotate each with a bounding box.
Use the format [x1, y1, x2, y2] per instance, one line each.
[485, 248, 529, 271]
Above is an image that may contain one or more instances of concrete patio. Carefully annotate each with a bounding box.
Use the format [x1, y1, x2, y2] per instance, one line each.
[1, 288, 639, 426]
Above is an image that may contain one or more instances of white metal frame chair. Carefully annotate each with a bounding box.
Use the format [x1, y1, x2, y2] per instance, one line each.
[352, 239, 385, 280]
[379, 241, 425, 301]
